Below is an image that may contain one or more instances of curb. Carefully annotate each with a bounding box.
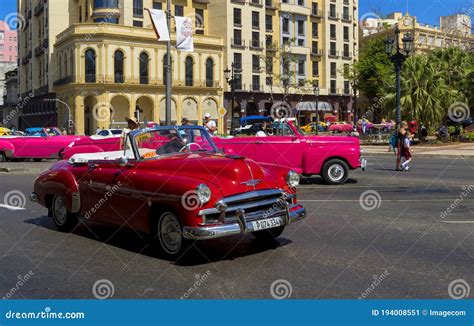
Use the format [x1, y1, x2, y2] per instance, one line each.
[363, 152, 474, 159]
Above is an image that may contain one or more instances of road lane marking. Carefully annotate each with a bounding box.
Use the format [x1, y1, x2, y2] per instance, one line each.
[441, 221, 474, 224]
[299, 199, 474, 202]
[0, 204, 26, 211]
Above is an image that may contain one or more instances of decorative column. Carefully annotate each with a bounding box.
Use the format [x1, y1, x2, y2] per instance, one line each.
[74, 95, 85, 135]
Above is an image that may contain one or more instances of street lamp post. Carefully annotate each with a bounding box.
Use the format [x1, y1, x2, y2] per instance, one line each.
[224, 63, 242, 135]
[44, 98, 73, 134]
[313, 82, 319, 135]
[384, 24, 413, 128]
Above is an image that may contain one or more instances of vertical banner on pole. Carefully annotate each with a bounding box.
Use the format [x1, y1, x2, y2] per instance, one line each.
[175, 16, 194, 52]
[147, 9, 170, 42]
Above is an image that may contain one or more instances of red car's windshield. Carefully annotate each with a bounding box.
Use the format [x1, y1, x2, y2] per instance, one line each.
[132, 127, 218, 160]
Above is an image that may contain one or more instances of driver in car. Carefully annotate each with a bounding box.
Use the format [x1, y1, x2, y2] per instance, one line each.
[156, 132, 186, 155]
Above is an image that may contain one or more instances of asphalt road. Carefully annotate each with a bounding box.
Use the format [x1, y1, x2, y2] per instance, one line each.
[0, 156, 473, 299]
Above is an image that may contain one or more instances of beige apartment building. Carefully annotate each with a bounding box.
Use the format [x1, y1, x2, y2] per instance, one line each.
[208, 0, 359, 124]
[362, 12, 473, 54]
[17, 0, 225, 134]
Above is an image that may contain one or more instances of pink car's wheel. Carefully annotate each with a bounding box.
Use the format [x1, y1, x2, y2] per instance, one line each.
[322, 159, 349, 185]
[51, 195, 78, 232]
[0, 152, 6, 162]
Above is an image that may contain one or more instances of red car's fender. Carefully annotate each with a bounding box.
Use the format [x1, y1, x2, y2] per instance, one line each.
[34, 162, 81, 213]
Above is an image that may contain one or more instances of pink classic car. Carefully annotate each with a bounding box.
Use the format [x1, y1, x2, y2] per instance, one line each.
[329, 122, 355, 134]
[0, 128, 86, 162]
[61, 134, 122, 160]
[214, 121, 366, 185]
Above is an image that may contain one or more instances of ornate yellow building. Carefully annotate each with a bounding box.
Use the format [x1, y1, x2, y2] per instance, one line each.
[18, 0, 225, 134]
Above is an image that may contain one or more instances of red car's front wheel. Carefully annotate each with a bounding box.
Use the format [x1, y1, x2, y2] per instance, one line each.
[153, 211, 191, 259]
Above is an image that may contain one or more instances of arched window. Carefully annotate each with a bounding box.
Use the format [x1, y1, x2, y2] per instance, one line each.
[114, 50, 124, 83]
[162, 54, 172, 85]
[139, 52, 149, 84]
[85, 49, 96, 83]
[205, 58, 213, 87]
[185, 56, 193, 87]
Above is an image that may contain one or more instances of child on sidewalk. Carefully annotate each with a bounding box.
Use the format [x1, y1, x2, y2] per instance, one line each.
[400, 132, 412, 171]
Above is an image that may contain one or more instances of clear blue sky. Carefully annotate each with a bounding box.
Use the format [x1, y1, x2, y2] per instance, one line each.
[360, 0, 474, 27]
[1, 0, 473, 30]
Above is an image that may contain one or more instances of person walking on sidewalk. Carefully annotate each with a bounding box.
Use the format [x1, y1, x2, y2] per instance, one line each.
[400, 132, 413, 171]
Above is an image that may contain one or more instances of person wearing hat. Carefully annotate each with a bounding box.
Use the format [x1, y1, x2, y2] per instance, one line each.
[203, 113, 216, 135]
[120, 117, 140, 150]
[181, 117, 192, 126]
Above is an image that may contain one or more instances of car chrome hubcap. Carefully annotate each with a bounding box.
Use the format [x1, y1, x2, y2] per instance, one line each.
[328, 164, 344, 182]
[53, 197, 67, 225]
[159, 213, 182, 254]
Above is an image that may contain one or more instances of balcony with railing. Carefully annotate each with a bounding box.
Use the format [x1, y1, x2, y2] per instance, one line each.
[328, 50, 340, 58]
[328, 11, 339, 20]
[265, 0, 276, 9]
[249, 0, 263, 7]
[311, 10, 323, 18]
[311, 48, 323, 56]
[250, 39, 264, 50]
[231, 38, 246, 48]
[53, 75, 73, 87]
[341, 13, 352, 22]
[342, 51, 352, 59]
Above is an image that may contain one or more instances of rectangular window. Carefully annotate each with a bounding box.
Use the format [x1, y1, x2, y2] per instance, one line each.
[252, 31, 260, 48]
[297, 20, 305, 35]
[195, 8, 204, 31]
[330, 24, 336, 39]
[343, 6, 350, 20]
[234, 8, 242, 26]
[133, 20, 143, 27]
[344, 81, 350, 94]
[330, 80, 337, 94]
[252, 11, 259, 29]
[233, 29, 242, 46]
[312, 41, 318, 54]
[266, 15, 272, 31]
[282, 17, 289, 34]
[330, 62, 337, 77]
[343, 26, 349, 41]
[330, 42, 337, 56]
[175, 5, 183, 17]
[312, 2, 318, 15]
[343, 43, 350, 57]
[298, 59, 305, 76]
[152, 1, 162, 9]
[133, 0, 143, 17]
[252, 75, 260, 91]
[312, 22, 318, 37]
[312, 61, 319, 76]
[329, 4, 336, 17]
[266, 34, 273, 47]
[234, 53, 242, 70]
[252, 55, 260, 72]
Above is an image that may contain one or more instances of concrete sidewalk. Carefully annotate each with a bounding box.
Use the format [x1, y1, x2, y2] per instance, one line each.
[361, 143, 474, 157]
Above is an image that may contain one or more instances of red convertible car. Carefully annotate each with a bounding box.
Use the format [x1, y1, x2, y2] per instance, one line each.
[0, 128, 86, 162]
[214, 121, 366, 185]
[31, 126, 306, 258]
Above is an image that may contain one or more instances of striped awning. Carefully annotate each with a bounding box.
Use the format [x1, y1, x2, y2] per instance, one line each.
[296, 102, 333, 112]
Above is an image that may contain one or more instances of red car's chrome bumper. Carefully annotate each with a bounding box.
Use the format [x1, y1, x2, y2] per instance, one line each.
[182, 205, 306, 240]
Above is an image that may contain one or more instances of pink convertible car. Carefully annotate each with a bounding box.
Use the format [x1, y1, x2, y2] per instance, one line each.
[214, 121, 366, 185]
[0, 128, 86, 162]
